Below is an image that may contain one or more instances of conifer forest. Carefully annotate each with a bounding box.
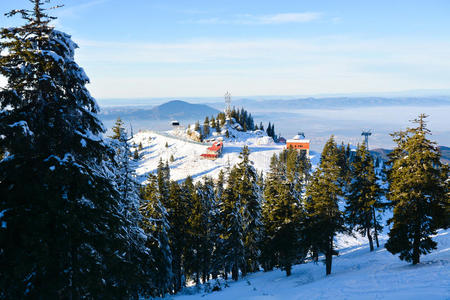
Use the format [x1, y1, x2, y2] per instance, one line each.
[0, 1, 449, 299]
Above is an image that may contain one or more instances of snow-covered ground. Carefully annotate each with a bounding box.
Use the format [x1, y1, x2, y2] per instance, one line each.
[168, 229, 450, 300]
[130, 129, 318, 183]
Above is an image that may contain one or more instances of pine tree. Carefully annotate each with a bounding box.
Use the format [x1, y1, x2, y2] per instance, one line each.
[266, 122, 272, 137]
[221, 167, 245, 281]
[133, 148, 139, 160]
[218, 112, 226, 127]
[261, 149, 310, 276]
[157, 158, 170, 203]
[140, 174, 173, 297]
[345, 143, 383, 251]
[271, 123, 276, 141]
[236, 146, 262, 274]
[110, 117, 125, 139]
[188, 178, 216, 284]
[215, 119, 221, 133]
[305, 136, 346, 275]
[203, 116, 210, 138]
[0, 1, 151, 297]
[194, 121, 200, 132]
[165, 180, 190, 292]
[385, 114, 449, 264]
[108, 118, 156, 296]
[213, 170, 227, 278]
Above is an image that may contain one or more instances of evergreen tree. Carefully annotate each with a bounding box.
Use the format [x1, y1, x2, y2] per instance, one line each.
[270, 124, 276, 141]
[0, 1, 151, 297]
[110, 117, 125, 140]
[261, 149, 310, 276]
[188, 178, 216, 283]
[266, 122, 272, 137]
[194, 121, 200, 132]
[108, 118, 155, 296]
[215, 119, 221, 133]
[218, 112, 226, 127]
[157, 158, 170, 203]
[221, 167, 245, 281]
[385, 114, 449, 264]
[236, 146, 262, 274]
[140, 174, 173, 297]
[213, 170, 227, 278]
[305, 136, 346, 275]
[345, 143, 383, 251]
[164, 180, 191, 292]
[203, 116, 210, 138]
[133, 148, 139, 160]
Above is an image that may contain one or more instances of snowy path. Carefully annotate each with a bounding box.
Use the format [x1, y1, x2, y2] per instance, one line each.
[170, 230, 450, 300]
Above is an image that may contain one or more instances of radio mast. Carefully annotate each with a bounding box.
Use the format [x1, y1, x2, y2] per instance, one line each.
[361, 130, 372, 149]
[224, 91, 232, 119]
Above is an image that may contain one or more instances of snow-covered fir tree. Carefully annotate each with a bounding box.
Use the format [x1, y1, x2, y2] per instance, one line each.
[305, 136, 347, 275]
[385, 114, 449, 264]
[345, 143, 383, 251]
[140, 174, 173, 297]
[0, 1, 151, 297]
[261, 149, 310, 276]
[235, 146, 262, 274]
[221, 166, 245, 281]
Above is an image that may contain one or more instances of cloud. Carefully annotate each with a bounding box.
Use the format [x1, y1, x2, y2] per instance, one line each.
[188, 12, 322, 25]
[55, 0, 109, 18]
[75, 36, 450, 98]
[252, 12, 322, 24]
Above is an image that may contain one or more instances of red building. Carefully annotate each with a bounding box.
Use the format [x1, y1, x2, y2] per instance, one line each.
[201, 141, 223, 160]
[286, 135, 310, 156]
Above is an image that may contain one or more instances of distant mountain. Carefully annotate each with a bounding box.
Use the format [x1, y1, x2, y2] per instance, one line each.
[370, 148, 392, 162]
[99, 100, 220, 121]
[207, 96, 450, 111]
[439, 146, 450, 164]
[370, 146, 450, 164]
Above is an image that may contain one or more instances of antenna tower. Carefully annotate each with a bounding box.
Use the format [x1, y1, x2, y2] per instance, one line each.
[224, 91, 231, 118]
[361, 130, 372, 149]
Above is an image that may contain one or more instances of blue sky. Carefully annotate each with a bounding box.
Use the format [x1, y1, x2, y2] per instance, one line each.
[1, 0, 450, 99]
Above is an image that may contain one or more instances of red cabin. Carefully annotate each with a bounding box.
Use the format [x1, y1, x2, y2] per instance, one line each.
[201, 141, 223, 160]
[286, 137, 310, 156]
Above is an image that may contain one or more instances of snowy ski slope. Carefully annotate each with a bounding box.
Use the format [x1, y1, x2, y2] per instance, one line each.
[170, 229, 450, 300]
[130, 129, 318, 183]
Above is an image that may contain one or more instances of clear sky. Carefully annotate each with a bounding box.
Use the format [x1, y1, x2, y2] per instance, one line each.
[1, 0, 450, 99]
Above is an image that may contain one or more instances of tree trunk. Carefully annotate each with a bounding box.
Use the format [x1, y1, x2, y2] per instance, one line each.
[372, 207, 380, 248]
[412, 228, 421, 265]
[312, 248, 319, 263]
[367, 227, 374, 252]
[202, 271, 207, 283]
[325, 251, 332, 275]
[285, 264, 292, 276]
[241, 262, 247, 277]
[325, 238, 333, 275]
[195, 272, 200, 285]
[232, 264, 239, 281]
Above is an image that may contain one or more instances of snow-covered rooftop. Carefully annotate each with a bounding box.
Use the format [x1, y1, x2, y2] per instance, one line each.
[286, 139, 310, 143]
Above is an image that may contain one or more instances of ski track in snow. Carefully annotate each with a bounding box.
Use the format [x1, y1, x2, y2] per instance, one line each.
[167, 229, 450, 300]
